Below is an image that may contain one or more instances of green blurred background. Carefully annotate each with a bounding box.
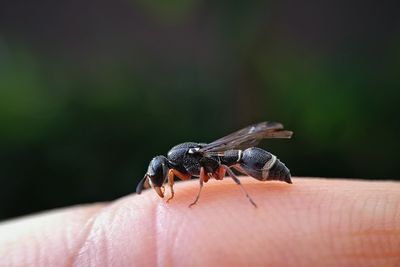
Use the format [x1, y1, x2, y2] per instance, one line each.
[0, 1, 399, 220]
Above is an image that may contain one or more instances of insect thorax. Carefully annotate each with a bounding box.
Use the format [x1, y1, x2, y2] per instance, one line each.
[166, 142, 203, 174]
[167, 142, 200, 162]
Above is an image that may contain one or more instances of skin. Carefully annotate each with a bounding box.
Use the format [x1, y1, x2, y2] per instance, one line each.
[0, 178, 399, 267]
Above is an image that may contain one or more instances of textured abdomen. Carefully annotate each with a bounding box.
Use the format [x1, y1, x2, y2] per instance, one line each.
[238, 147, 291, 183]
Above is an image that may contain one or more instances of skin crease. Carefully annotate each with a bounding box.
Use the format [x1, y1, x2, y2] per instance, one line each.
[0, 178, 399, 267]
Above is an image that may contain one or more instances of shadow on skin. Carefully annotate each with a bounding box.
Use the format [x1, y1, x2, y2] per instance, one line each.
[0, 178, 399, 267]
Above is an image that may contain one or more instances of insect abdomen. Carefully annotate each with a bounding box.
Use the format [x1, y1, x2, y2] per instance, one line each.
[238, 147, 292, 184]
[267, 159, 292, 183]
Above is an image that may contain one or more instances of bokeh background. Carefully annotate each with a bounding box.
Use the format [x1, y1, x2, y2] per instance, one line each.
[1, 0, 399, 220]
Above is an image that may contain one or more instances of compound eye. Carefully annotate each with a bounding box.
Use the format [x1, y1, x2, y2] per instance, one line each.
[147, 156, 169, 187]
[148, 175, 162, 187]
[149, 168, 165, 187]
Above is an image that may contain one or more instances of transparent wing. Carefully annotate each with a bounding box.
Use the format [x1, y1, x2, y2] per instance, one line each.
[198, 121, 293, 153]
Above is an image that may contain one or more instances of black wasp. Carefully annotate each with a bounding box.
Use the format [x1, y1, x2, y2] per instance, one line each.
[136, 121, 293, 207]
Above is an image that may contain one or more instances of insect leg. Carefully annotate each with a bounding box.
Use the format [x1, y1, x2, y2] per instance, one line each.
[189, 167, 206, 207]
[166, 169, 175, 203]
[222, 165, 258, 208]
[166, 169, 191, 203]
[212, 165, 226, 180]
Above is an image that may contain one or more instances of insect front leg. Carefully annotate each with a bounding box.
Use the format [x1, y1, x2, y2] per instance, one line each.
[166, 169, 191, 203]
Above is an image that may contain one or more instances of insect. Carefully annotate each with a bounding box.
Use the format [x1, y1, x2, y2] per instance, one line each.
[136, 121, 293, 207]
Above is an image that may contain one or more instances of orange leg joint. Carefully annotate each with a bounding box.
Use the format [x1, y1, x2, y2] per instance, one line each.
[166, 169, 191, 203]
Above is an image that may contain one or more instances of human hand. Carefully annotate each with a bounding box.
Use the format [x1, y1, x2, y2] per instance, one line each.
[0, 178, 399, 267]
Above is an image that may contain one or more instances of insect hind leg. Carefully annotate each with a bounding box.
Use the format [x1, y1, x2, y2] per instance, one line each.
[222, 165, 257, 208]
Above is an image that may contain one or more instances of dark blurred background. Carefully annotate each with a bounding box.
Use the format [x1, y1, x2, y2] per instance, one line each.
[0, 0, 399, 220]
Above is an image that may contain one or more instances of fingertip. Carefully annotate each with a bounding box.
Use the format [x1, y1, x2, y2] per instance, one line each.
[119, 178, 400, 266]
[1, 178, 399, 267]
[0, 203, 106, 267]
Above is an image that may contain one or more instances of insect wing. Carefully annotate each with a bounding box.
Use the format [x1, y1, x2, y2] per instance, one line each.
[198, 121, 292, 153]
